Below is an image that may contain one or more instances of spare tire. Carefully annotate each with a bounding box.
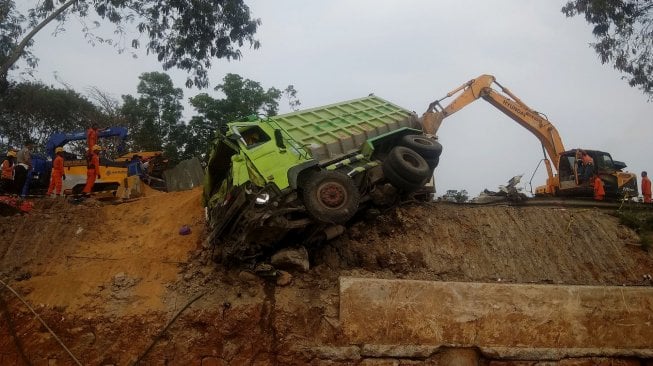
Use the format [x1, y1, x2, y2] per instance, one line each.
[385, 146, 432, 184]
[302, 170, 360, 224]
[399, 135, 443, 159]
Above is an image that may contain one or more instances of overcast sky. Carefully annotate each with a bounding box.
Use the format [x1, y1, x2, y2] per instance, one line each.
[15, 0, 653, 198]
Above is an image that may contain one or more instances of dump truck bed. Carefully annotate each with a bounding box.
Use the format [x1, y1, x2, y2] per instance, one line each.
[268, 95, 418, 163]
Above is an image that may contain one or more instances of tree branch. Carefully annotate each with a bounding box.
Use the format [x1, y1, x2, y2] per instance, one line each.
[0, 0, 78, 79]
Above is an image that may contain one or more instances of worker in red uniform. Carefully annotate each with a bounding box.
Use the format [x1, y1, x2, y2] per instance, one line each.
[592, 174, 605, 201]
[87, 123, 99, 152]
[1, 150, 16, 194]
[47, 147, 66, 197]
[642, 171, 651, 203]
[82, 145, 102, 195]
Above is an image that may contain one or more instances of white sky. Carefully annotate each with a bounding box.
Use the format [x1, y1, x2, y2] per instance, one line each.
[14, 0, 653, 197]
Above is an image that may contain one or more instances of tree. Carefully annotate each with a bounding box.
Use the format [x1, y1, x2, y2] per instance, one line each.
[121, 72, 185, 162]
[440, 189, 468, 203]
[562, 0, 653, 98]
[187, 73, 287, 160]
[0, 0, 37, 90]
[0, 0, 260, 89]
[0, 81, 102, 153]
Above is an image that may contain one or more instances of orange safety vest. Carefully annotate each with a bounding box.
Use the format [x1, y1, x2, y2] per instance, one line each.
[642, 177, 651, 196]
[593, 176, 605, 200]
[1, 159, 13, 180]
[52, 155, 64, 173]
[643, 177, 652, 203]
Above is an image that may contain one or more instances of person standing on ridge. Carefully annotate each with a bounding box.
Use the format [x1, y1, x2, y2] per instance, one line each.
[83, 145, 102, 196]
[47, 147, 66, 197]
[642, 171, 651, 203]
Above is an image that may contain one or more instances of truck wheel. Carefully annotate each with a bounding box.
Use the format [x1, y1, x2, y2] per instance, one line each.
[386, 146, 432, 184]
[400, 135, 442, 159]
[382, 160, 422, 192]
[302, 170, 360, 224]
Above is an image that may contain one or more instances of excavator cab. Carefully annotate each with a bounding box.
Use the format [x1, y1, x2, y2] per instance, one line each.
[557, 149, 637, 198]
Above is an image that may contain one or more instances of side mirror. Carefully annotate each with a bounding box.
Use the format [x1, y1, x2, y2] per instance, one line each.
[274, 129, 286, 150]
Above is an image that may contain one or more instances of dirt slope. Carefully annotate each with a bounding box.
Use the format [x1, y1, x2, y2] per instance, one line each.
[320, 203, 648, 285]
[0, 194, 652, 364]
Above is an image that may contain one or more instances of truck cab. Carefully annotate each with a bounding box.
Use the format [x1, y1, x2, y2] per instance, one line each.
[204, 96, 442, 263]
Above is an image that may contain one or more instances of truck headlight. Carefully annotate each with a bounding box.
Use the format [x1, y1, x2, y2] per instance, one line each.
[255, 192, 270, 205]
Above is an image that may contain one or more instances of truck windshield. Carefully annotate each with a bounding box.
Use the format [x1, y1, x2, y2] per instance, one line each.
[238, 126, 270, 148]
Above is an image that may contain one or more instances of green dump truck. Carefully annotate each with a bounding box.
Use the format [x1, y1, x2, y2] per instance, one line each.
[203, 95, 442, 262]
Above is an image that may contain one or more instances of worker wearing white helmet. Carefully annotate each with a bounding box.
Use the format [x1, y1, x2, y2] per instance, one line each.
[47, 147, 66, 197]
[82, 145, 102, 195]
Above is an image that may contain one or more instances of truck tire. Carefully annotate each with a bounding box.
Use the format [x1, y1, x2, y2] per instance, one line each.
[385, 146, 432, 184]
[302, 170, 360, 224]
[382, 160, 423, 192]
[400, 135, 442, 159]
[425, 155, 440, 169]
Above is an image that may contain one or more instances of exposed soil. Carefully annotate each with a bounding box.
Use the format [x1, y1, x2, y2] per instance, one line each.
[1, 190, 652, 365]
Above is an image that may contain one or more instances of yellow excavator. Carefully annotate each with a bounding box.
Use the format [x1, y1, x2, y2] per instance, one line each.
[422, 74, 637, 198]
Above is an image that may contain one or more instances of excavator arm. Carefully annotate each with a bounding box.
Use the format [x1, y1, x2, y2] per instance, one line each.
[422, 74, 565, 194]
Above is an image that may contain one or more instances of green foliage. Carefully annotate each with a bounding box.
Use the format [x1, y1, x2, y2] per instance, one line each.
[562, 0, 653, 99]
[612, 210, 653, 251]
[187, 73, 291, 160]
[1, 0, 260, 89]
[441, 189, 469, 203]
[121, 72, 185, 163]
[614, 210, 641, 230]
[0, 0, 37, 89]
[0, 81, 102, 153]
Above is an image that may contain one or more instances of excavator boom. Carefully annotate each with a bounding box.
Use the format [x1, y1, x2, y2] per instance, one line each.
[423, 74, 564, 194]
[423, 74, 637, 198]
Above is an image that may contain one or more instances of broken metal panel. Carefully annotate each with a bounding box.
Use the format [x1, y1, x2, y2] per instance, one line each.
[340, 277, 653, 351]
[163, 157, 205, 192]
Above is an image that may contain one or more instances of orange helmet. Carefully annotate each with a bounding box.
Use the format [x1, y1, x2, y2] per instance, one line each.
[7, 150, 16, 157]
[92, 145, 102, 151]
[55, 147, 64, 154]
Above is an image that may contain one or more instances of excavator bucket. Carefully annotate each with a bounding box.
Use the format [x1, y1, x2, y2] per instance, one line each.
[420, 111, 445, 136]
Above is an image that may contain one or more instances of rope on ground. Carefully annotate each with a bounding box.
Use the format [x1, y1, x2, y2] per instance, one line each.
[0, 278, 82, 366]
[131, 291, 206, 366]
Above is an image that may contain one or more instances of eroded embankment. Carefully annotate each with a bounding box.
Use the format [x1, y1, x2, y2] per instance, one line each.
[1, 197, 652, 364]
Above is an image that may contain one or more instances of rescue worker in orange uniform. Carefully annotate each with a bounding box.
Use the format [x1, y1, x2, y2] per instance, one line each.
[1, 150, 16, 194]
[592, 174, 605, 201]
[47, 147, 66, 197]
[87, 124, 99, 152]
[642, 171, 651, 203]
[82, 145, 102, 195]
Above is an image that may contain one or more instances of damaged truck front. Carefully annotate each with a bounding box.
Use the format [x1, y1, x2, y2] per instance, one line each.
[203, 96, 442, 263]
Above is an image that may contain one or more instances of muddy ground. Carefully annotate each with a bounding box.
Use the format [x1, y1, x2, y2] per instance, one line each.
[0, 189, 652, 365]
